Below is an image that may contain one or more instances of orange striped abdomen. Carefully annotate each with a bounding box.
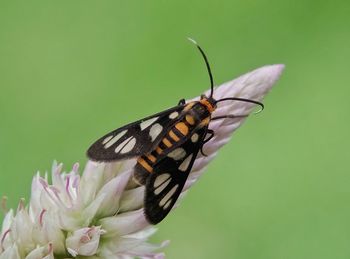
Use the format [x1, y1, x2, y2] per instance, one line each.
[134, 112, 200, 185]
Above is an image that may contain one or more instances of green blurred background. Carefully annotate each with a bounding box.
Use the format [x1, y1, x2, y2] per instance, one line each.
[0, 1, 349, 258]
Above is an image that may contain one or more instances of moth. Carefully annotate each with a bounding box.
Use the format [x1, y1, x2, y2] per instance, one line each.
[87, 39, 263, 224]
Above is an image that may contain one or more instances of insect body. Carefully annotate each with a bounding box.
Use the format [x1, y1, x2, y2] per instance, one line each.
[134, 97, 215, 185]
[87, 40, 263, 224]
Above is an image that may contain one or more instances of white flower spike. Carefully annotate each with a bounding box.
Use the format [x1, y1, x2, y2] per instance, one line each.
[0, 64, 284, 258]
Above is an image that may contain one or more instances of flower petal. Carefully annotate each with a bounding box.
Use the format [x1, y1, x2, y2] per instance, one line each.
[25, 243, 54, 259]
[94, 171, 131, 218]
[119, 186, 144, 213]
[0, 244, 20, 259]
[66, 226, 104, 257]
[99, 209, 148, 238]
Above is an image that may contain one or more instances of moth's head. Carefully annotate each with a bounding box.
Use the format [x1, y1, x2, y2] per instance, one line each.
[200, 94, 217, 113]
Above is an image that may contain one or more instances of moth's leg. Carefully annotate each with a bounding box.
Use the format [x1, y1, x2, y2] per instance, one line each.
[200, 129, 214, 156]
[178, 99, 186, 105]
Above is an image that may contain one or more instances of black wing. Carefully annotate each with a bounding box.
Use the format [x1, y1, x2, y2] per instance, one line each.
[144, 126, 208, 224]
[87, 105, 185, 161]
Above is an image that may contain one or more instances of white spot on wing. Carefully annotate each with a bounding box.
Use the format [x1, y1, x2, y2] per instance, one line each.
[140, 117, 158, 130]
[169, 111, 179, 119]
[114, 136, 136, 154]
[149, 123, 163, 141]
[154, 173, 171, 188]
[104, 130, 127, 148]
[102, 135, 113, 144]
[120, 137, 136, 153]
[160, 184, 178, 207]
[163, 199, 172, 210]
[191, 133, 199, 143]
[179, 154, 193, 172]
[154, 178, 171, 195]
[167, 148, 186, 160]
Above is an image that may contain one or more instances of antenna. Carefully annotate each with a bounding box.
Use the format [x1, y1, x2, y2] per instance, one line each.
[188, 38, 214, 98]
[216, 97, 264, 112]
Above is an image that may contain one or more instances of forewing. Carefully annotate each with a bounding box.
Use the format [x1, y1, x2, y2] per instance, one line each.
[144, 126, 208, 224]
[87, 105, 184, 161]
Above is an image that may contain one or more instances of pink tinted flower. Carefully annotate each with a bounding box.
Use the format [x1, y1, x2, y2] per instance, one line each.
[0, 64, 284, 258]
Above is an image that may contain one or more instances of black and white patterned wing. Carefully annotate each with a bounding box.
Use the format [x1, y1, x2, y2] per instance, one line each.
[144, 126, 208, 224]
[87, 105, 185, 161]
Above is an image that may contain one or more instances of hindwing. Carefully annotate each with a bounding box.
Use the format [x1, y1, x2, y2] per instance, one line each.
[87, 105, 185, 161]
[144, 126, 208, 224]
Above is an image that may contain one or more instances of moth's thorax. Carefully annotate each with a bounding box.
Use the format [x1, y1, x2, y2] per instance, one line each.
[199, 97, 216, 113]
[184, 97, 216, 120]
